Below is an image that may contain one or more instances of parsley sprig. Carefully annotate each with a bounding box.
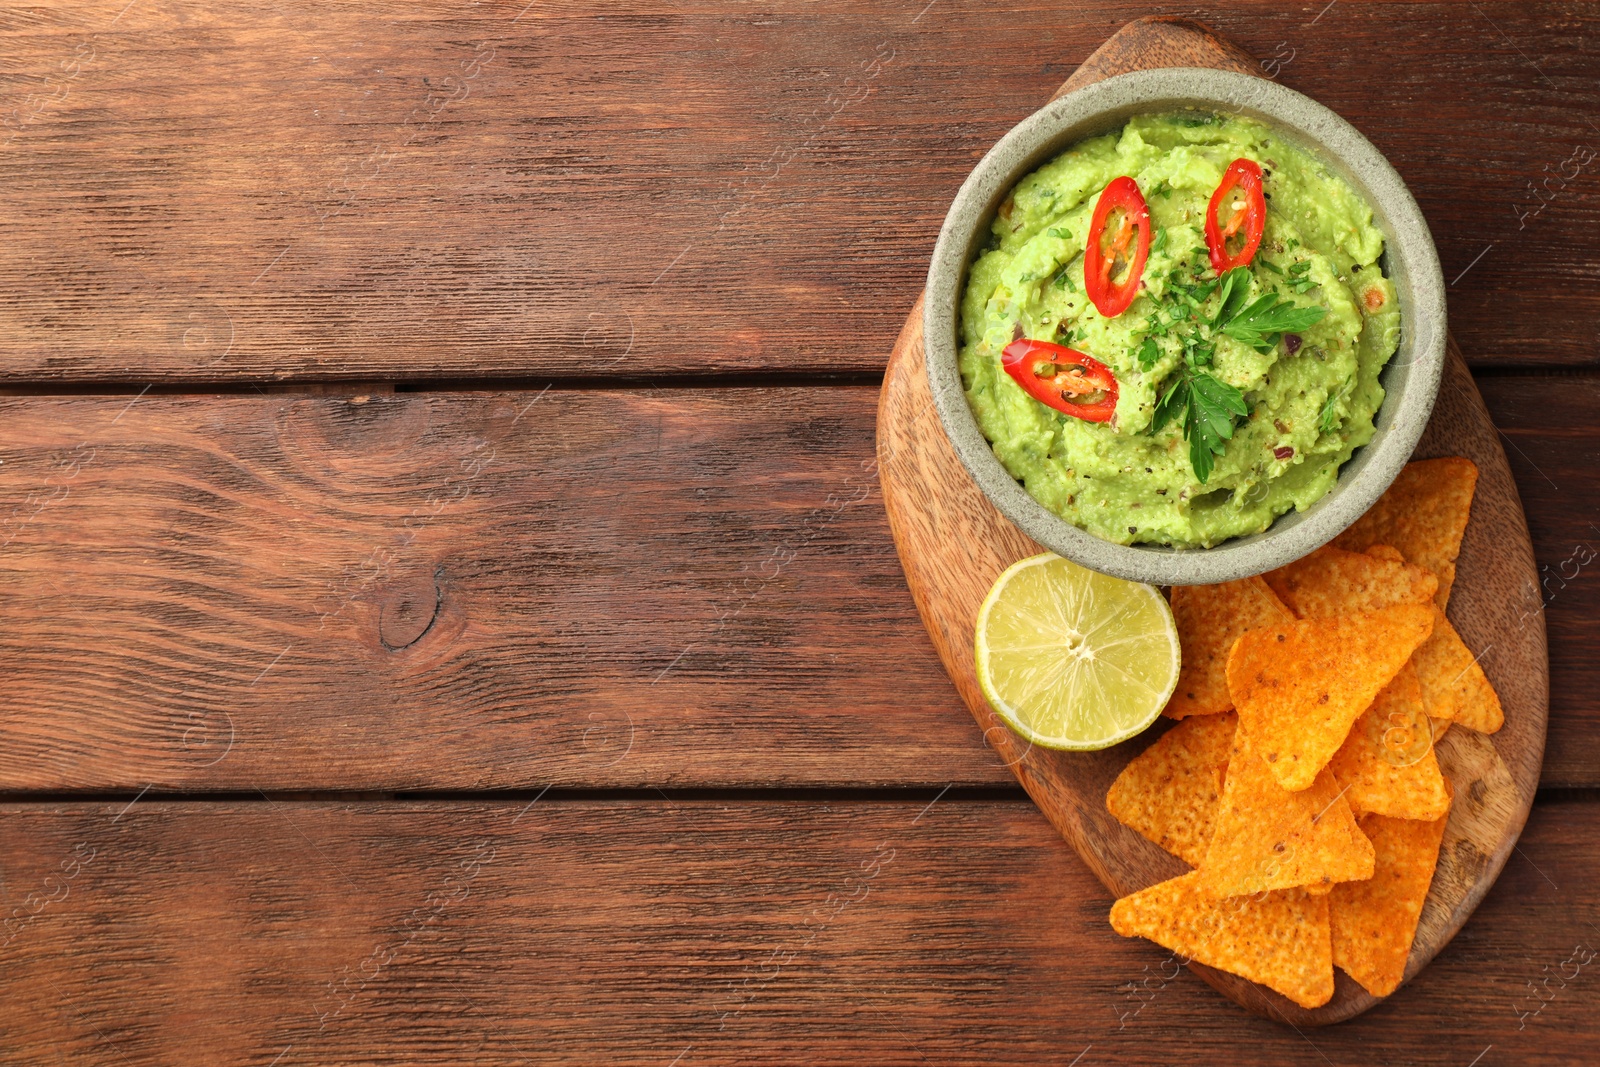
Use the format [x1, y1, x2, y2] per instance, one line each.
[1152, 363, 1248, 484]
[1210, 266, 1327, 350]
[1145, 264, 1327, 483]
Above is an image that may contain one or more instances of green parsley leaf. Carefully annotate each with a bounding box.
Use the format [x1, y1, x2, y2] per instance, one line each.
[1048, 227, 1073, 239]
[1151, 179, 1173, 199]
[1189, 426, 1215, 482]
[1186, 373, 1247, 484]
[1318, 383, 1348, 434]
[1136, 336, 1160, 370]
[1287, 260, 1312, 275]
[1208, 266, 1252, 326]
[1257, 258, 1285, 276]
[1148, 367, 1247, 484]
[1151, 375, 1188, 435]
[1220, 294, 1327, 352]
[1191, 371, 1249, 426]
[1151, 227, 1168, 254]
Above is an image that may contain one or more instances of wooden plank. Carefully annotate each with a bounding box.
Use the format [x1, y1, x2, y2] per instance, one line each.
[0, 387, 1001, 791]
[0, 1, 1594, 381]
[1, 797, 1598, 1063]
[0, 381, 1594, 791]
[1478, 373, 1600, 789]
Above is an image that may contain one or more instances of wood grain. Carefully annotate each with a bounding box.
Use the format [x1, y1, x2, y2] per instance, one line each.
[0, 379, 1593, 791]
[875, 17, 1547, 1023]
[1, 798, 1597, 1065]
[0, 388, 1008, 792]
[1479, 373, 1600, 789]
[0, 1, 1595, 381]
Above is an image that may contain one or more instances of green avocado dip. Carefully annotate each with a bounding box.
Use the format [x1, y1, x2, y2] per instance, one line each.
[958, 111, 1400, 549]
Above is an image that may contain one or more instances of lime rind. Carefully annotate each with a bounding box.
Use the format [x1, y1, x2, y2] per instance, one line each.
[975, 552, 1181, 752]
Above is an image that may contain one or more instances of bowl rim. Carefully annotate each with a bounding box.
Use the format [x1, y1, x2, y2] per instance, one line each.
[923, 67, 1446, 586]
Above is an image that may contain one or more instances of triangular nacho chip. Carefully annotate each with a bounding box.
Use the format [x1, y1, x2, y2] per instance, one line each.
[1436, 561, 1457, 607]
[1110, 871, 1335, 1009]
[1332, 457, 1478, 609]
[1227, 606, 1435, 791]
[1107, 714, 1236, 867]
[1411, 606, 1504, 734]
[1264, 544, 1437, 619]
[1359, 546, 1503, 733]
[1328, 663, 1451, 820]
[1199, 732, 1374, 897]
[1164, 578, 1294, 719]
[1330, 799, 1452, 997]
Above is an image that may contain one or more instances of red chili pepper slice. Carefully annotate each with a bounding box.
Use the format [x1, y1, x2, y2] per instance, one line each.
[1001, 339, 1119, 423]
[1082, 176, 1151, 318]
[1205, 158, 1266, 273]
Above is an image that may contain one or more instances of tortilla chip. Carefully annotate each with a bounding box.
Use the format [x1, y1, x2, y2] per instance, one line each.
[1357, 544, 1503, 733]
[1329, 798, 1452, 997]
[1199, 732, 1374, 897]
[1108, 714, 1235, 867]
[1436, 561, 1458, 607]
[1333, 457, 1478, 609]
[1264, 545, 1437, 619]
[1110, 871, 1334, 1009]
[1328, 663, 1452, 821]
[1411, 606, 1504, 734]
[1228, 606, 1435, 792]
[1164, 578, 1295, 719]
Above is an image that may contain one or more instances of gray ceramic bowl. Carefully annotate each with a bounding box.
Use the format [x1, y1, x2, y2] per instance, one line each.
[925, 68, 1445, 586]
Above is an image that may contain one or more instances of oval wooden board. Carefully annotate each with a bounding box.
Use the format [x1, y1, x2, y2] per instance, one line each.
[876, 16, 1548, 1026]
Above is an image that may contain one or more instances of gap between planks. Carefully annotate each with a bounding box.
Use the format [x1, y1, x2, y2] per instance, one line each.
[0, 365, 1593, 398]
[0, 785, 1593, 808]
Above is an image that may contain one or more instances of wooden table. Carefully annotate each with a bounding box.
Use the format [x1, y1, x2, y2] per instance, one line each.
[0, 2, 1595, 1062]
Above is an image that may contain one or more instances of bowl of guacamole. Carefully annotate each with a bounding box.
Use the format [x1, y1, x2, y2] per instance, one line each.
[924, 69, 1445, 586]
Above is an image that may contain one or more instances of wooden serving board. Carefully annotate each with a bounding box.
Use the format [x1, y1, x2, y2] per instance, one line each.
[876, 16, 1548, 1025]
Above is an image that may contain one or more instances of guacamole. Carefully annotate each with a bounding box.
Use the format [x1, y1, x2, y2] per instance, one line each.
[959, 111, 1400, 548]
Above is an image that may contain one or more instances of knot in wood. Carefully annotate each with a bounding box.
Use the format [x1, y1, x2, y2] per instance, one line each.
[377, 564, 445, 651]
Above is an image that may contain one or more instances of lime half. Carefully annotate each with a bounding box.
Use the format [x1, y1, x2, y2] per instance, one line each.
[975, 553, 1180, 751]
